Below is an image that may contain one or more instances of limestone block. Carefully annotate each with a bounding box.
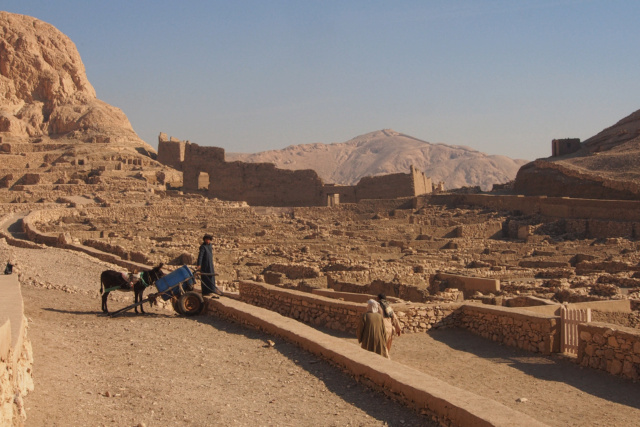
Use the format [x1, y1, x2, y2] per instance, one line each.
[609, 359, 623, 375]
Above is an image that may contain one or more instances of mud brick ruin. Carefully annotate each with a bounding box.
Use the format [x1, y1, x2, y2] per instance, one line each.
[157, 133, 432, 206]
[551, 138, 582, 157]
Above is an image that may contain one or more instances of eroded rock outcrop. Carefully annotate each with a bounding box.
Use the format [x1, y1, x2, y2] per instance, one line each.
[514, 108, 640, 199]
[0, 11, 153, 152]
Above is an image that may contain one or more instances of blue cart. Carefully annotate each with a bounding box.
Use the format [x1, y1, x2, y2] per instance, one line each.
[109, 265, 205, 317]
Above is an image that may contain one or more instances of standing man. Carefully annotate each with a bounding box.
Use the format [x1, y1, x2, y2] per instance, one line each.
[196, 234, 223, 297]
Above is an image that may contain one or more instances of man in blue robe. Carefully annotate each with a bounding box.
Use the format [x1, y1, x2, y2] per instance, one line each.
[196, 234, 223, 297]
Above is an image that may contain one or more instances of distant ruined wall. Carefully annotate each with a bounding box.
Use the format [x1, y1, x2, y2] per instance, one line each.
[551, 138, 581, 157]
[157, 133, 186, 171]
[322, 185, 357, 204]
[157, 137, 433, 207]
[410, 164, 433, 196]
[182, 143, 225, 192]
[420, 194, 640, 222]
[355, 173, 415, 200]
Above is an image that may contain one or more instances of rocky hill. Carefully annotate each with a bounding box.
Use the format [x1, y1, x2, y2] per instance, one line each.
[0, 11, 176, 203]
[0, 11, 153, 153]
[514, 108, 640, 199]
[228, 130, 528, 190]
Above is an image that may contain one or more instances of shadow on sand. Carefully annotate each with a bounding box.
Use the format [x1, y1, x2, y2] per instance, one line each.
[189, 313, 436, 426]
[42, 307, 174, 318]
[428, 327, 640, 410]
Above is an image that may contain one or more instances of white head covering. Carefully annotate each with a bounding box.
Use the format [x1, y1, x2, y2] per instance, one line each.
[367, 299, 380, 313]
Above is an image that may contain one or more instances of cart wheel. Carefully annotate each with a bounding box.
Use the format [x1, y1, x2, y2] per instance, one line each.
[171, 298, 183, 315]
[178, 292, 204, 316]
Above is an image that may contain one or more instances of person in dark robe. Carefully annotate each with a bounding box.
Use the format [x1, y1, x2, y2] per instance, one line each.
[356, 299, 389, 358]
[196, 234, 222, 297]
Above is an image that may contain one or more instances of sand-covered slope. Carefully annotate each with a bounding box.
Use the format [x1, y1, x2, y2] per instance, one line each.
[228, 129, 527, 190]
[514, 108, 640, 199]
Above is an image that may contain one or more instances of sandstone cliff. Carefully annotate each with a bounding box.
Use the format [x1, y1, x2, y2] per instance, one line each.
[0, 11, 154, 153]
[228, 129, 528, 190]
[514, 108, 640, 199]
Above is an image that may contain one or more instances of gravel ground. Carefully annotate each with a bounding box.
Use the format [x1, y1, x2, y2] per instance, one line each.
[2, 240, 435, 426]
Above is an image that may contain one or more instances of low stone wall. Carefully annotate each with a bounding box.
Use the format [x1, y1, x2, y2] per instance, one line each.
[458, 304, 560, 355]
[21, 209, 154, 272]
[240, 281, 559, 353]
[577, 322, 640, 380]
[240, 281, 461, 334]
[239, 281, 365, 332]
[395, 303, 461, 333]
[0, 275, 34, 426]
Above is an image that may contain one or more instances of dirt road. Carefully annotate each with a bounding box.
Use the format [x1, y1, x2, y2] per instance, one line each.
[4, 241, 434, 426]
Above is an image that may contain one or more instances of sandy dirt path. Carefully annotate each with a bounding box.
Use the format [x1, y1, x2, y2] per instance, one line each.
[4, 241, 434, 426]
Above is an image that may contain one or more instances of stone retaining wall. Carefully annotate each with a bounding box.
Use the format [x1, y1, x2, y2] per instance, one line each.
[577, 322, 640, 380]
[239, 281, 461, 334]
[239, 281, 559, 356]
[240, 281, 365, 332]
[0, 275, 34, 426]
[457, 304, 560, 355]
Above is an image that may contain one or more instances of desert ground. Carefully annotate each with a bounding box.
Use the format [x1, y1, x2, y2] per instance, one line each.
[6, 239, 639, 427]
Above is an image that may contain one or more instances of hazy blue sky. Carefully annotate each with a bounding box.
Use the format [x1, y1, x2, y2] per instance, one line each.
[4, 1, 640, 159]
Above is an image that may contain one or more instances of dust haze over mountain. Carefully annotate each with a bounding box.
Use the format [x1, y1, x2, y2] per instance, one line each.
[228, 129, 528, 190]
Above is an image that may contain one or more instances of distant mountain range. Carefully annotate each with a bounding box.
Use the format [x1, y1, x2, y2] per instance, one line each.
[228, 129, 528, 190]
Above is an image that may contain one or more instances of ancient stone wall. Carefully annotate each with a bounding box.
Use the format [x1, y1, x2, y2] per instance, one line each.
[457, 304, 560, 354]
[321, 184, 357, 205]
[355, 172, 416, 200]
[395, 303, 460, 333]
[0, 276, 34, 426]
[239, 281, 461, 334]
[421, 194, 640, 222]
[435, 273, 500, 297]
[238, 281, 563, 354]
[209, 161, 325, 207]
[158, 137, 432, 206]
[410, 164, 433, 195]
[577, 322, 640, 380]
[156, 133, 186, 171]
[591, 310, 640, 329]
[182, 143, 225, 192]
[239, 281, 365, 332]
[455, 221, 503, 239]
[551, 138, 581, 157]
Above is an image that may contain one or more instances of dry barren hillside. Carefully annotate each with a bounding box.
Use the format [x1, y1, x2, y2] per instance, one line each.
[0, 11, 154, 154]
[514, 108, 640, 199]
[228, 129, 528, 190]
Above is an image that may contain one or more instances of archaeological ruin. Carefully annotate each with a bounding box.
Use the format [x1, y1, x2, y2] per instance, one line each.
[3, 10, 640, 426]
[157, 133, 432, 206]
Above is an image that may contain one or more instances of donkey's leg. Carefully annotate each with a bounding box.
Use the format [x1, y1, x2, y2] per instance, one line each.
[102, 292, 109, 313]
[139, 287, 146, 314]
